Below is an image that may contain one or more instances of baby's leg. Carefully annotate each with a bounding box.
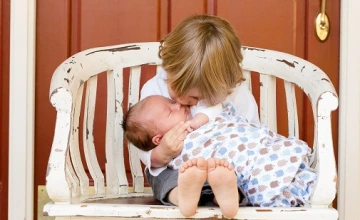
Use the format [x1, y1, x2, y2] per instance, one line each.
[207, 158, 239, 218]
[175, 157, 207, 217]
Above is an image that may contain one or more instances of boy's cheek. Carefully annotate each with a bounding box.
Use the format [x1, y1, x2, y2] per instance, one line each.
[167, 85, 177, 100]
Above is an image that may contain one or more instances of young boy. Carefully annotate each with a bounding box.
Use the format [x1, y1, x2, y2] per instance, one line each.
[123, 95, 317, 214]
[137, 14, 260, 217]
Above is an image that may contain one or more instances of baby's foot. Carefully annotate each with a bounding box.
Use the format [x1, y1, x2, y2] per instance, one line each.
[207, 158, 239, 218]
[178, 157, 207, 217]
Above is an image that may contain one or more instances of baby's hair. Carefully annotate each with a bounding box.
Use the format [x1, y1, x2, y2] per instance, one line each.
[122, 98, 157, 151]
[159, 14, 244, 106]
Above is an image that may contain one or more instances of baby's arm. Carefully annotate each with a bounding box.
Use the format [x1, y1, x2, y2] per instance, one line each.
[187, 113, 209, 130]
[189, 101, 222, 130]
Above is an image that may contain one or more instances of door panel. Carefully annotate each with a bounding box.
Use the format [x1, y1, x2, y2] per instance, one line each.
[217, 0, 307, 141]
[218, 1, 306, 54]
[170, 0, 207, 28]
[34, 0, 340, 218]
[80, 0, 160, 49]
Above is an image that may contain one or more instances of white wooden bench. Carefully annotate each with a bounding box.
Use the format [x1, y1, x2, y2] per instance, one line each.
[43, 42, 339, 219]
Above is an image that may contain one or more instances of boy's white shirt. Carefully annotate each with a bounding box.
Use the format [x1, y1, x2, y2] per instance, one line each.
[138, 67, 260, 176]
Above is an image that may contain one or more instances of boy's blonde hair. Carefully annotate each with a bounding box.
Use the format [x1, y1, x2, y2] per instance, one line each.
[122, 98, 157, 151]
[159, 14, 244, 106]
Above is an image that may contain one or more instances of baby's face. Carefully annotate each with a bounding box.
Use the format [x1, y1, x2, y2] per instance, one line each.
[144, 96, 190, 135]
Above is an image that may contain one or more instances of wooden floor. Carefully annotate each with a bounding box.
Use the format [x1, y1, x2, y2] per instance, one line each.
[38, 186, 54, 220]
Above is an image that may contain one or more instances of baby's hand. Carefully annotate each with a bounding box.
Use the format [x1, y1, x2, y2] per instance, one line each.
[186, 126, 194, 132]
[188, 113, 209, 131]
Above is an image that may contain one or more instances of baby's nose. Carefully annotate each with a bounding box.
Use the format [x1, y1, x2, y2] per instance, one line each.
[170, 102, 181, 111]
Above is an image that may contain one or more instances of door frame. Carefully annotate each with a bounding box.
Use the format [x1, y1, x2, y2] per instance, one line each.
[8, 0, 36, 219]
[338, 0, 360, 219]
[7, 0, 360, 219]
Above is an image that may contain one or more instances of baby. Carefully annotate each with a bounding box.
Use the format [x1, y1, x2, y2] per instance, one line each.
[123, 95, 317, 208]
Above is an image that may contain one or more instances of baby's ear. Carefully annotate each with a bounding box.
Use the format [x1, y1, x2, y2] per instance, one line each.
[152, 134, 163, 146]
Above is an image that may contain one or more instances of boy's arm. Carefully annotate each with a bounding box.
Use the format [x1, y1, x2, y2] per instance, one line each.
[150, 121, 191, 167]
[150, 112, 210, 168]
[150, 147, 174, 167]
[137, 149, 166, 176]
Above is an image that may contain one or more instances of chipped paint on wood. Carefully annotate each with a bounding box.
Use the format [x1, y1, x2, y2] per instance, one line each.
[243, 46, 265, 52]
[43, 202, 339, 219]
[85, 45, 141, 56]
[276, 59, 296, 68]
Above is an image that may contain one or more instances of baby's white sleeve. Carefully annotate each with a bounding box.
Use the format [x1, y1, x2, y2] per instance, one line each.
[190, 100, 222, 120]
[136, 148, 167, 176]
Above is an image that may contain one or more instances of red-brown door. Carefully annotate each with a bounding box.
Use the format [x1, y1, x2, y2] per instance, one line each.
[31, 1, 340, 219]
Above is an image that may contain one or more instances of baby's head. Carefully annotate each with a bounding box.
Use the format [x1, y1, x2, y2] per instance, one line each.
[123, 95, 190, 151]
[159, 14, 244, 106]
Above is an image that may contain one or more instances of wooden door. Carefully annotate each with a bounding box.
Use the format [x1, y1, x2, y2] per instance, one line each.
[34, 0, 339, 219]
[0, 0, 10, 219]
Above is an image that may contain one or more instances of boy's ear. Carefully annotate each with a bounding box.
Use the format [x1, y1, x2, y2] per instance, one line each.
[152, 134, 163, 146]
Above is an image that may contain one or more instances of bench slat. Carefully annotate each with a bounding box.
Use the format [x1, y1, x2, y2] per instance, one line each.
[284, 81, 299, 138]
[128, 66, 145, 193]
[260, 74, 277, 131]
[243, 70, 252, 92]
[105, 70, 121, 194]
[66, 150, 80, 198]
[113, 67, 129, 194]
[83, 76, 105, 194]
[69, 84, 89, 196]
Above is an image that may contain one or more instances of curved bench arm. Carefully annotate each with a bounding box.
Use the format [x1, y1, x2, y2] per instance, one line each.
[242, 47, 338, 206]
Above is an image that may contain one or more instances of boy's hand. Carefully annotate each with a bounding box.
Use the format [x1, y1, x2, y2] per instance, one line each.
[150, 121, 190, 167]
